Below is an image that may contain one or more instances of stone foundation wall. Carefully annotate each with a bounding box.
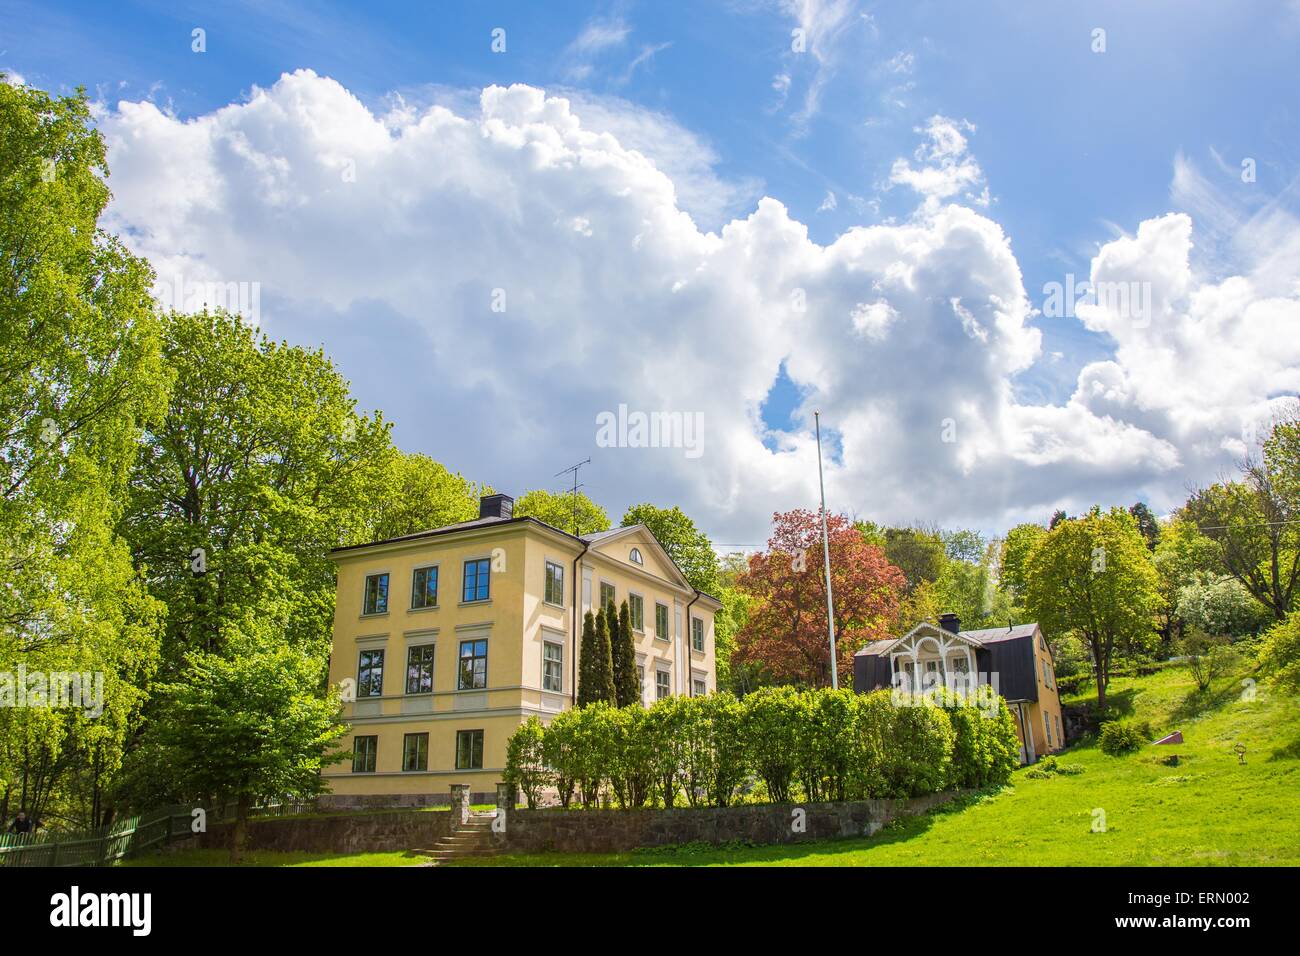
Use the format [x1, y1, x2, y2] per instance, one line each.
[194, 809, 457, 853]
[499, 791, 960, 854]
[316, 791, 495, 811]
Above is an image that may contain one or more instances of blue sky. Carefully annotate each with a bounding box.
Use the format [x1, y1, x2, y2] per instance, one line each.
[5, 1, 1299, 542]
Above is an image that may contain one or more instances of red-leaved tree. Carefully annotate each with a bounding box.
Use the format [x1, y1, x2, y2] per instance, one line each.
[735, 509, 906, 688]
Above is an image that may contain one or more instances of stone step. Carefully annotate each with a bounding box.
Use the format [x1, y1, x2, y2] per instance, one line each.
[434, 837, 496, 849]
[416, 848, 503, 861]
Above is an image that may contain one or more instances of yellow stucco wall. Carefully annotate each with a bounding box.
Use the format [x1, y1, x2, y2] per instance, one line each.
[322, 518, 718, 801]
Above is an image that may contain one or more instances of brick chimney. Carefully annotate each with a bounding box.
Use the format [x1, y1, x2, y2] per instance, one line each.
[478, 493, 514, 520]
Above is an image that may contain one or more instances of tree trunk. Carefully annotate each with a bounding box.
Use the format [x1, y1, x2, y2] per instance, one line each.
[230, 793, 251, 865]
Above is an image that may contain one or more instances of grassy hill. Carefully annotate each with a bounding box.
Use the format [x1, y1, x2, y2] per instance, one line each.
[452, 663, 1300, 867]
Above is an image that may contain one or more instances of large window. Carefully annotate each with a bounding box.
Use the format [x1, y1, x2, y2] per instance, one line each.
[357, 649, 385, 697]
[655, 670, 671, 700]
[462, 558, 491, 603]
[543, 640, 564, 693]
[456, 730, 484, 770]
[636, 664, 645, 699]
[363, 573, 389, 615]
[629, 593, 644, 631]
[693, 678, 707, 697]
[458, 638, 488, 690]
[655, 602, 669, 641]
[544, 561, 564, 606]
[406, 644, 435, 695]
[691, 616, 705, 652]
[411, 565, 438, 609]
[1044, 713, 1053, 747]
[352, 735, 377, 773]
[402, 732, 429, 772]
[599, 581, 616, 611]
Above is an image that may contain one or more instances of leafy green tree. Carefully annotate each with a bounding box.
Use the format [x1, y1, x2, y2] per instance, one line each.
[0, 81, 167, 827]
[1128, 502, 1160, 551]
[1178, 629, 1238, 692]
[515, 488, 610, 536]
[999, 523, 1048, 609]
[1024, 509, 1161, 709]
[153, 628, 347, 862]
[1176, 575, 1271, 638]
[1256, 612, 1300, 694]
[621, 503, 720, 594]
[123, 309, 393, 673]
[369, 452, 485, 540]
[503, 715, 549, 809]
[1152, 515, 1221, 648]
[1185, 420, 1300, 621]
[612, 600, 639, 707]
[738, 686, 801, 803]
[883, 527, 947, 592]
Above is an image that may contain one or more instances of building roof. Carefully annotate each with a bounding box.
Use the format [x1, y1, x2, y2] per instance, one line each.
[855, 622, 1038, 657]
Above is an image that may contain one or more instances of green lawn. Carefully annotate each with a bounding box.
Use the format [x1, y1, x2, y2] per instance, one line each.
[450, 664, 1300, 867]
[120, 848, 428, 867]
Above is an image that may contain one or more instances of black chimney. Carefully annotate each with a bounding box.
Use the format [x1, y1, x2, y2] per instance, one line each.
[938, 612, 961, 634]
[479, 493, 514, 520]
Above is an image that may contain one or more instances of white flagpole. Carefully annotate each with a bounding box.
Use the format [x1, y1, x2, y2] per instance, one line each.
[814, 411, 838, 689]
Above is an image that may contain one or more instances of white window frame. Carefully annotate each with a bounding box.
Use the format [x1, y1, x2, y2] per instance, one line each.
[544, 560, 565, 608]
[362, 571, 390, 616]
[655, 669, 671, 700]
[654, 602, 670, 642]
[410, 563, 439, 611]
[691, 616, 705, 652]
[542, 638, 564, 693]
[628, 592, 645, 632]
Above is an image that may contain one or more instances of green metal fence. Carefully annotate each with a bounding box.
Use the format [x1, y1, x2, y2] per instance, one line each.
[0, 800, 314, 867]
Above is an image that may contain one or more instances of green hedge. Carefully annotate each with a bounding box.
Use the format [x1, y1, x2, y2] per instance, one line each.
[505, 686, 1021, 809]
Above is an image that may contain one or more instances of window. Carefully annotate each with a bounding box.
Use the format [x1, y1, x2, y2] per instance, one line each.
[655, 670, 671, 700]
[402, 732, 429, 772]
[599, 581, 615, 611]
[693, 678, 707, 697]
[357, 649, 385, 698]
[363, 573, 389, 615]
[951, 656, 970, 673]
[405, 644, 435, 695]
[543, 640, 564, 693]
[352, 735, 377, 773]
[1045, 713, 1053, 747]
[629, 547, 643, 565]
[655, 602, 669, 641]
[456, 730, 484, 770]
[636, 664, 645, 698]
[411, 565, 438, 609]
[544, 561, 564, 606]
[458, 638, 488, 690]
[462, 559, 490, 603]
[691, 616, 705, 652]
[1056, 714, 1063, 744]
[629, 594, 644, 631]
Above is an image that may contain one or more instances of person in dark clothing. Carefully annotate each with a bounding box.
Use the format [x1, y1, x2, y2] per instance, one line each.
[9, 811, 33, 834]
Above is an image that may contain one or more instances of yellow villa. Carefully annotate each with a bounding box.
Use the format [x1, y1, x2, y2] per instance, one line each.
[321, 493, 721, 806]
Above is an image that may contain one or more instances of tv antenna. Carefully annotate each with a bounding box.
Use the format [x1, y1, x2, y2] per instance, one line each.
[554, 458, 591, 535]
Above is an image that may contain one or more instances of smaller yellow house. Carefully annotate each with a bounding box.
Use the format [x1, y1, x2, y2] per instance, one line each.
[853, 614, 1066, 764]
[322, 494, 721, 806]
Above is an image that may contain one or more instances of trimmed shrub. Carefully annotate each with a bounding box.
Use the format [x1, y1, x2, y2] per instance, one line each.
[512, 683, 1018, 811]
[739, 686, 803, 803]
[503, 715, 549, 808]
[1099, 720, 1145, 756]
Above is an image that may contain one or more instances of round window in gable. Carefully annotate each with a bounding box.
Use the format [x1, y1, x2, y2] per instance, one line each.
[629, 548, 644, 565]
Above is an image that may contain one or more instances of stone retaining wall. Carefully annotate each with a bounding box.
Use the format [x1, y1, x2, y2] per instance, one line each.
[194, 809, 458, 853]
[498, 791, 960, 854]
